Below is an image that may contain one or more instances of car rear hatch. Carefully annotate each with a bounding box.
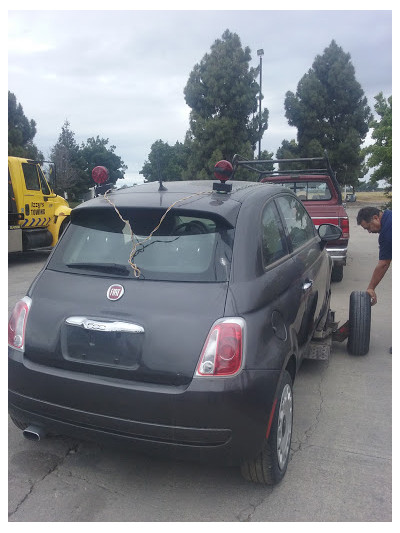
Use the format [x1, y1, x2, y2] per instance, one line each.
[24, 205, 235, 386]
[24, 272, 228, 386]
[25, 202, 234, 384]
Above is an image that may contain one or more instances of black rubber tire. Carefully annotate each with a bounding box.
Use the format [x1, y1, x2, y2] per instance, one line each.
[347, 291, 371, 355]
[240, 371, 293, 485]
[331, 264, 344, 282]
[58, 217, 70, 240]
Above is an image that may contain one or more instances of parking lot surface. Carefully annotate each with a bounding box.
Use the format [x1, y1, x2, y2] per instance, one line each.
[8, 205, 392, 521]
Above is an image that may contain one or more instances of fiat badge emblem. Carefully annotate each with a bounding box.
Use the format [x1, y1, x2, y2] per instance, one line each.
[107, 284, 124, 301]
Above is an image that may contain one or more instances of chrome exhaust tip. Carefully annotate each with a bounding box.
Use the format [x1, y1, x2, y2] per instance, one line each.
[23, 425, 45, 441]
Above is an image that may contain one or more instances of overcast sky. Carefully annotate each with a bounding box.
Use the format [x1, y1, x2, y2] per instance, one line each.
[8, 5, 393, 186]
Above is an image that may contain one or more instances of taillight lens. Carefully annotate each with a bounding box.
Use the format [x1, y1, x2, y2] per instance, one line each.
[339, 217, 349, 239]
[196, 318, 245, 377]
[8, 296, 32, 351]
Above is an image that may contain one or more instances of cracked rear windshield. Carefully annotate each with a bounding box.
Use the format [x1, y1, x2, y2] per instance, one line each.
[48, 207, 234, 282]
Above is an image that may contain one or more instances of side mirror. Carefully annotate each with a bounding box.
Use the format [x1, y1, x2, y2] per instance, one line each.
[318, 223, 342, 242]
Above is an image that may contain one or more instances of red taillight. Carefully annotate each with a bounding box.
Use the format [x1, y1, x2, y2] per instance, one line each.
[339, 217, 350, 239]
[8, 297, 32, 351]
[196, 318, 244, 377]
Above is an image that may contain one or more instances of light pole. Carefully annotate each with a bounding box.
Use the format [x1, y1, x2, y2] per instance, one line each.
[257, 49, 264, 159]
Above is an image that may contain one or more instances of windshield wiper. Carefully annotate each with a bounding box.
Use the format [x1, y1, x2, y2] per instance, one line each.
[65, 262, 131, 276]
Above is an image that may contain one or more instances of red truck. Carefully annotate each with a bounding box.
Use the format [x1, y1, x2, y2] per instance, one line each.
[232, 155, 349, 282]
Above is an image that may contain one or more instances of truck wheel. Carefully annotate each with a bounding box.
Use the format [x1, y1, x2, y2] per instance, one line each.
[58, 217, 70, 239]
[347, 291, 371, 356]
[240, 371, 293, 484]
[331, 264, 343, 282]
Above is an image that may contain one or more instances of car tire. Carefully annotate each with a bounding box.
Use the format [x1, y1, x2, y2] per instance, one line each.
[331, 264, 344, 282]
[347, 291, 371, 356]
[240, 370, 293, 485]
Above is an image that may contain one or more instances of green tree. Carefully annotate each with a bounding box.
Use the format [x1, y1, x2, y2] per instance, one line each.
[140, 139, 190, 182]
[8, 91, 43, 159]
[357, 180, 379, 192]
[183, 29, 269, 179]
[276, 140, 300, 160]
[362, 93, 392, 190]
[80, 136, 127, 188]
[233, 148, 275, 181]
[50, 123, 127, 200]
[49, 120, 87, 199]
[282, 40, 372, 185]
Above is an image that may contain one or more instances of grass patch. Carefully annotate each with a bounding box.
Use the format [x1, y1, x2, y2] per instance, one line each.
[355, 191, 389, 204]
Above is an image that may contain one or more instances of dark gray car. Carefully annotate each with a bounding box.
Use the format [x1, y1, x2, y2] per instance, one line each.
[8, 177, 341, 484]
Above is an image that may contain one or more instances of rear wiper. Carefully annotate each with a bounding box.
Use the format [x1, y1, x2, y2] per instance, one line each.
[65, 262, 131, 276]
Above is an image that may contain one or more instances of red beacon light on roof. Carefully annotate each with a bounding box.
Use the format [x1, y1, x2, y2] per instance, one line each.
[92, 166, 112, 197]
[92, 166, 109, 185]
[213, 160, 233, 192]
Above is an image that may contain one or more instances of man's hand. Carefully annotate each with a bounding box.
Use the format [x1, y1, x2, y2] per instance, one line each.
[367, 288, 377, 306]
[366, 259, 391, 306]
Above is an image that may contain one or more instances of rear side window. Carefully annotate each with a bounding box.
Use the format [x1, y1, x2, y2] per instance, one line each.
[48, 207, 234, 282]
[276, 195, 316, 250]
[274, 181, 331, 201]
[261, 202, 288, 267]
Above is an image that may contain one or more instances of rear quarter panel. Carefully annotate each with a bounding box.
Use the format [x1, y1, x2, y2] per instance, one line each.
[225, 190, 331, 375]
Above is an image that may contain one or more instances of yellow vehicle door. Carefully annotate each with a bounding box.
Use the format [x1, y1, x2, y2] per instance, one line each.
[20, 161, 57, 230]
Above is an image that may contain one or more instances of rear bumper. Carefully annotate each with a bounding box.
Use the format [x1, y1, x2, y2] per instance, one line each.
[326, 245, 347, 265]
[9, 396, 233, 463]
[8, 350, 280, 464]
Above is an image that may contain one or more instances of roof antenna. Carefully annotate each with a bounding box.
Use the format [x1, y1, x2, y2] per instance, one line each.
[156, 152, 167, 191]
[158, 179, 167, 192]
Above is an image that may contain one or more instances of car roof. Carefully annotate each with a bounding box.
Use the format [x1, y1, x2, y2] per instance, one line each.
[74, 180, 287, 224]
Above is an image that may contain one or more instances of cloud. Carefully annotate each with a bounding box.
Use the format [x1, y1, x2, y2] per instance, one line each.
[8, 9, 392, 184]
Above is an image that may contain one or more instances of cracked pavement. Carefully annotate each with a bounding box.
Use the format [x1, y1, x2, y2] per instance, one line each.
[8, 206, 391, 521]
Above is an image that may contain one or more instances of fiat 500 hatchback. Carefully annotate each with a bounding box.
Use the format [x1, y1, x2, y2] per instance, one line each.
[8, 170, 341, 484]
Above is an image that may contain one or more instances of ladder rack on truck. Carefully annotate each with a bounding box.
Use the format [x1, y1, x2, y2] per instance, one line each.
[231, 153, 349, 283]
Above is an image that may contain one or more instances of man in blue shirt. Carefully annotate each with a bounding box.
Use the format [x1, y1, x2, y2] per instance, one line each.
[357, 207, 392, 306]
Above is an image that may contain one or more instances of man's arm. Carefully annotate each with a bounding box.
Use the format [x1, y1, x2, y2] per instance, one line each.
[366, 259, 392, 305]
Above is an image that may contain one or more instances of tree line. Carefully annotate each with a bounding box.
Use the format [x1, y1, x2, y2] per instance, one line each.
[8, 94, 127, 200]
[8, 30, 391, 199]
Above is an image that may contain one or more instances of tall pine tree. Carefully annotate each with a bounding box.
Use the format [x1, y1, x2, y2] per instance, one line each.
[49, 120, 87, 199]
[283, 40, 372, 184]
[8, 91, 43, 159]
[183, 29, 269, 179]
[363, 93, 392, 186]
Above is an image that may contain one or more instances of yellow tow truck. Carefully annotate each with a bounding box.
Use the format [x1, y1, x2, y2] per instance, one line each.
[8, 156, 71, 253]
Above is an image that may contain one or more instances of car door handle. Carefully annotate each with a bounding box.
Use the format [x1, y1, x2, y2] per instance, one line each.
[302, 279, 313, 291]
